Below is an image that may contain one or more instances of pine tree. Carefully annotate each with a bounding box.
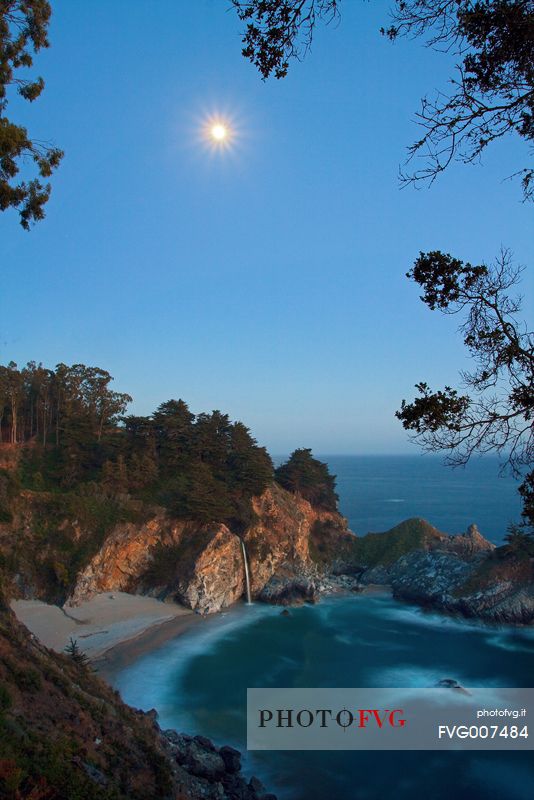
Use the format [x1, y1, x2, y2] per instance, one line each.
[64, 637, 90, 668]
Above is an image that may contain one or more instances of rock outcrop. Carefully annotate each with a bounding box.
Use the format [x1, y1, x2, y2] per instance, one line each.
[373, 547, 534, 624]
[3, 478, 532, 625]
[162, 731, 276, 800]
[68, 515, 246, 614]
[350, 519, 534, 624]
[68, 483, 351, 614]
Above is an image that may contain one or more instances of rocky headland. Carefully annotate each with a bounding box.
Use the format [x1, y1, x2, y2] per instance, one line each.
[258, 514, 534, 625]
[3, 481, 533, 625]
[351, 519, 534, 625]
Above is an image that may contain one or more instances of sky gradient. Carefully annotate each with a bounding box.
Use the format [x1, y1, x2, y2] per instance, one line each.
[2, 0, 532, 454]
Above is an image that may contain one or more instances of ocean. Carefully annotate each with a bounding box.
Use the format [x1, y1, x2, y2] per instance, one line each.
[109, 455, 533, 800]
[305, 455, 522, 543]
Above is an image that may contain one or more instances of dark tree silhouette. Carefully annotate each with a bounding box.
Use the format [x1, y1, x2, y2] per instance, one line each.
[232, 1, 534, 198]
[0, 1, 63, 228]
[396, 249, 533, 527]
[64, 637, 90, 667]
[384, 0, 534, 198]
[275, 448, 338, 510]
[231, 0, 340, 79]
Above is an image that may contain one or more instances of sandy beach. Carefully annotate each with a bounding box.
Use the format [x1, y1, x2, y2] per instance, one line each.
[10, 586, 393, 680]
[10, 592, 196, 661]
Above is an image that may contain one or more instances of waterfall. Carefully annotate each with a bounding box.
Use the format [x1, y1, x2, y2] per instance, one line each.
[240, 538, 252, 605]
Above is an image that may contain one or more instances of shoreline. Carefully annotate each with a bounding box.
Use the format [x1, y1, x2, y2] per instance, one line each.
[95, 609, 204, 679]
[97, 585, 395, 678]
[13, 582, 516, 688]
[10, 591, 196, 663]
[9, 581, 529, 694]
[10, 585, 394, 682]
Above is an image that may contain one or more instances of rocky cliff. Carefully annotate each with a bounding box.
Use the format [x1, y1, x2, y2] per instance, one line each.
[67, 483, 351, 613]
[2, 477, 532, 624]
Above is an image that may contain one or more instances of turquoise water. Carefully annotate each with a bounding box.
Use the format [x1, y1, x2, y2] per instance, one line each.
[113, 598, 534, 800]
[110, 456, 531, 799]
[317, 455, 522, 543]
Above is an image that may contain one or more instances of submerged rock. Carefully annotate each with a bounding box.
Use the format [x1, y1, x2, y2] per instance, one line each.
[436, 678, 471, 696]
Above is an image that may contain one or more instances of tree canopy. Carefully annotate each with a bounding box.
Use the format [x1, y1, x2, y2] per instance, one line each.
[275, 448, 338, 510]
[0, 1, 63, 228]
[232, 0, 534, 198]
[0, 360, 274, 525]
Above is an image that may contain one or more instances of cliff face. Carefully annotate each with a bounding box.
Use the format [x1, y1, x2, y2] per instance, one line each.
[3, 479, 532, 624]
[351, 520, 534, 624]
[385, 549, 534, 623]
[68, 483, 351, 614]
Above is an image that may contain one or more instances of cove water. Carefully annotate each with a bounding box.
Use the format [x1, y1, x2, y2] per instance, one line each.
[112, 599, 534, 800]
[109, 456, 533, 800]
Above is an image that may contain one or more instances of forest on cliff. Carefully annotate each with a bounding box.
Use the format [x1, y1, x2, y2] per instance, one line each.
[0, 358, 336, 528]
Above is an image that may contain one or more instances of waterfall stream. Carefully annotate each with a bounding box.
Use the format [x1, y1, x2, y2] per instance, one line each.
[239, 538, 252, 604]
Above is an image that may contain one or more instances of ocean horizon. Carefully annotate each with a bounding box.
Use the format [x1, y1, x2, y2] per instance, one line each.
[273, 454, 522, 544]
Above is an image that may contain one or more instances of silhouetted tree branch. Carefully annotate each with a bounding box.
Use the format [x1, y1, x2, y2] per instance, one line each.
[231, 1, 534, 198]
[385, 1, 534, 198]
[231, 0, 340, 79]
[0, 1, 63, 228]
[396, 249, 533, 524]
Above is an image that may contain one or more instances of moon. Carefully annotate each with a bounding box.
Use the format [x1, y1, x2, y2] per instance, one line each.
[210, 123, 228, 142]
[199, 113, 237, 153]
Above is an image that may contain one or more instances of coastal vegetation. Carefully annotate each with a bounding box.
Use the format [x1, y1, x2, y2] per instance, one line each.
[0, 360, 274, 525]
[0, 584, 214, 800]
[0, 360, 341, 602]
[275, 448, 338, 511]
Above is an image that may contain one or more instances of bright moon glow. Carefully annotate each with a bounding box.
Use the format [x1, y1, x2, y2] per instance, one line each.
[199, 113, 238, 153]
[211, 123, 227, 141]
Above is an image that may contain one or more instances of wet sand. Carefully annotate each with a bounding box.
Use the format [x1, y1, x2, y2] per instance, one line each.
[11, 585, 393, 685]
[95, 609, 205, 680]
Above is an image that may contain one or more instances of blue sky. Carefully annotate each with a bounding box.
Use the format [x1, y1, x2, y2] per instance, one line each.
[2, 0, 532, 454]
